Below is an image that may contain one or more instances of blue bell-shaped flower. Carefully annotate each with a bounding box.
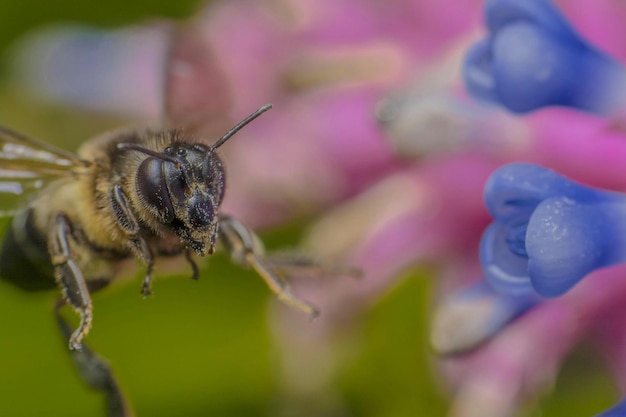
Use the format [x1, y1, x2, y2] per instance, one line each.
[464, 0, 626, 115]
[481, 163, 626, 296]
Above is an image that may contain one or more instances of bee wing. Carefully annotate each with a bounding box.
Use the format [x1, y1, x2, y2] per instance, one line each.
[0, 126, 87, 217]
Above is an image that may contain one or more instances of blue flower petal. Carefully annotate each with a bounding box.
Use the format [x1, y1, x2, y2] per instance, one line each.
[526, 197, 611, 296]
[483, 163, 599, 222]
[490, 22, 585, 113]
[484, 0, 576, 39]
[481, 221, 535, 295]
[463, 39, 498, 107]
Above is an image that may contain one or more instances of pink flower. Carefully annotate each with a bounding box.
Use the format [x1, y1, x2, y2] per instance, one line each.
[11, 0, 626, 416]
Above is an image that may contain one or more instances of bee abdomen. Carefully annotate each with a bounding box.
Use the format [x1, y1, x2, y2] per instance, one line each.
[0, 208, 55, 291]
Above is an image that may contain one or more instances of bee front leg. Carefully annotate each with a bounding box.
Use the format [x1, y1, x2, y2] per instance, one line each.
[110, 185, 154, 296]
[218, 216, 319, 318]
[49, 213, 93, 350]
[55, 300, 135, 417]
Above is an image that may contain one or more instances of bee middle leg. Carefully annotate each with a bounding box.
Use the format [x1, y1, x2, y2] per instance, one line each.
[110, 184, 154, 296]
[49, 213, 93, 350]
[218, 216, 319, 318]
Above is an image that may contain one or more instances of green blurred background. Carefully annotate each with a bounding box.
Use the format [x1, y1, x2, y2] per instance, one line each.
[0, 1, 618, 416]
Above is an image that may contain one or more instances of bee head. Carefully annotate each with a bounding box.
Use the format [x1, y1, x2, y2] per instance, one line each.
[134, 143, 223, 255]
[123, 104, 272, 255]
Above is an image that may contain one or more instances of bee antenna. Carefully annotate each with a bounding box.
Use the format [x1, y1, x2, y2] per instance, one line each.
[210, 104, 272, 150]
[118, 143, 179, 164]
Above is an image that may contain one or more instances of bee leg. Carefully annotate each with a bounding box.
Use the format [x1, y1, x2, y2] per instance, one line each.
[55, 300, 135, 417]
[110, 185, 154, 296]
[49, 213, 93, 350]
[135, 239, 154, 297]
[261, 252, 363, 280]
[185, 249, 200, 280]
[218, 215, 319, 318]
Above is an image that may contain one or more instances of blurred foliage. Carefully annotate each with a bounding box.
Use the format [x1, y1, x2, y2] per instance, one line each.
[0, 1, 619, 416]
[0, 0, 199, 58]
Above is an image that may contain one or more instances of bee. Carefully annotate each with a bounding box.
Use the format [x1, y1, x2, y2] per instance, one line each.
[0, 104, 319, 354]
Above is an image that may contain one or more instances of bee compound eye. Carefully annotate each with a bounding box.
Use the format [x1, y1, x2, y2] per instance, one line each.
[162, 160, 188, 203]
[202, 156, 226, 204]
[136, 157, 175, 222]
